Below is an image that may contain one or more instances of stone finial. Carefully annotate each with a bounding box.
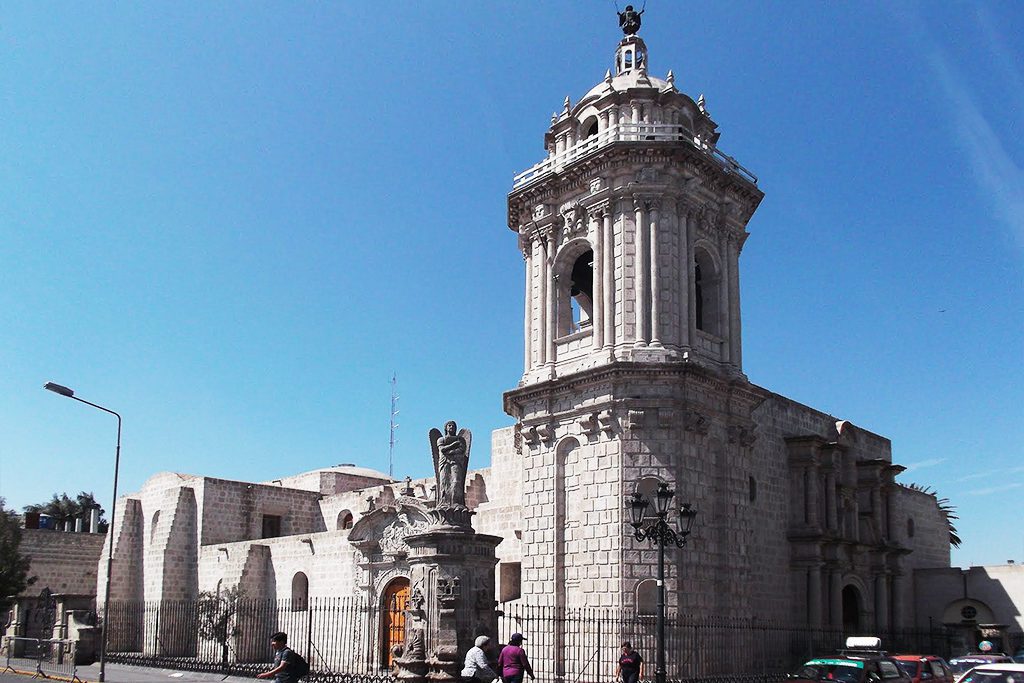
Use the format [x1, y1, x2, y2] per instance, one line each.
[667, 70, 675, 85]
[604, 69, 613, 84]
[551, 111, 558, 124]
[697, 93, 710, 116]
[563, 95, 571, 113]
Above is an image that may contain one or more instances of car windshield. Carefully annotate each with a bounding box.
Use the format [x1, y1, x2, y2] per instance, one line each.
[795, 663, 864, 683]
[958, 671, 1024, 683]
[953, 661, 996, 674]
[896, 662, 921, 678]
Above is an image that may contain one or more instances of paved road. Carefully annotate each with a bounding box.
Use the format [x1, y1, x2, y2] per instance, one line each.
[1, 660, 258, 683]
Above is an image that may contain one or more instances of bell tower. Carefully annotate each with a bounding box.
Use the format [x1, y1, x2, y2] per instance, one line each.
[503, 13, 766, 619]
[509, 17, 761, 385]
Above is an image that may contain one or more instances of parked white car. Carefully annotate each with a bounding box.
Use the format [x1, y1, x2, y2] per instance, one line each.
[954, 663, 1024, 683]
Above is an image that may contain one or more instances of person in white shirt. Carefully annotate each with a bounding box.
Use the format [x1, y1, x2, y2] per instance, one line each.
[462, 635, 498, 683]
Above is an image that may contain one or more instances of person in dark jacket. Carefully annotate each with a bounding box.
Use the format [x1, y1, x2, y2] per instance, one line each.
[496, 633, 535, 683]
[615, 641, 644, 683]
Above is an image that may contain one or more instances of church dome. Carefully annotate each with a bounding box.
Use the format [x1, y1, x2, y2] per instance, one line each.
[512, 28, 739, 192]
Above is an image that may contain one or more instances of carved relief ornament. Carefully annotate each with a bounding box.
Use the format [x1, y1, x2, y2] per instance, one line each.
[684, 410, 710, 435]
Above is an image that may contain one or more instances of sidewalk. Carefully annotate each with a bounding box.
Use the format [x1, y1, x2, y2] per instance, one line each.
[2, 659, 258, 683]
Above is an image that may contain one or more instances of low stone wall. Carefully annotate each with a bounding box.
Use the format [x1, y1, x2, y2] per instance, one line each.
[19, 528, 105, 597]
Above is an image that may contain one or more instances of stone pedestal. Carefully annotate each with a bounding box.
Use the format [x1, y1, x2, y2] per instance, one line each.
[402, 527, 501, 683]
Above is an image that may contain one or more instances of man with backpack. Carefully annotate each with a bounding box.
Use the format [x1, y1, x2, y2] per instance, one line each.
[257, 632, 310, 682]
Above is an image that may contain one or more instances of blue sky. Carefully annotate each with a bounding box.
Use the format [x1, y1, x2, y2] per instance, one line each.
[1, 2, 1021, 568]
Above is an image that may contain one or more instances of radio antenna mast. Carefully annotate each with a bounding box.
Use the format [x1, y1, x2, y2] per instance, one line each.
[388, 373, 399, 479]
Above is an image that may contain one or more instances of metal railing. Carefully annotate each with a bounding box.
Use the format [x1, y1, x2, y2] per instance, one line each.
[511, 123, 758, 190]
[98, 598, 955, 683]
[105, 596, 400, 682]
[3, 635, 83, 682]
[496, 604, 956, 683]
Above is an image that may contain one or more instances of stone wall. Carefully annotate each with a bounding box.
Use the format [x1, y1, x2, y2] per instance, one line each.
[895, 486, 951, 571]
[199, 477, 325, 546]
[18, 528, 106, 597]
[473, 427, 523, 602]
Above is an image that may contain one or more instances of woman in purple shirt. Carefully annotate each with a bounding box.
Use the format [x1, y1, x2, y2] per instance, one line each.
[496, 633, 535, 683]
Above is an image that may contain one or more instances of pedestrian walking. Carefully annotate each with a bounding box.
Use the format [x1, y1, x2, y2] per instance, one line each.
[257, 631, 310, 682]
[462, 635, 499, 683]
[615, 641, 643, 683]
[496, 633, 535, 683]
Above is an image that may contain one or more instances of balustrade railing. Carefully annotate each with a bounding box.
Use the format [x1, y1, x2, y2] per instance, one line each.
[511, 123, 758, 190]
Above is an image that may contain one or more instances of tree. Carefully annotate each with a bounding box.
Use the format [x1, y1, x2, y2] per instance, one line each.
[197, 585, 245, 670]
[24, 491, 108, 533]
[0, 497, 36, 610]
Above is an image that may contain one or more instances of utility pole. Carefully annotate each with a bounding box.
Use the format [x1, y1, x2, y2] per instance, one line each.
[388, 373, 399, 478]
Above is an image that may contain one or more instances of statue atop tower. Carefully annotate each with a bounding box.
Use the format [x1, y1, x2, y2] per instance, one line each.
[617, 4, 644, 35]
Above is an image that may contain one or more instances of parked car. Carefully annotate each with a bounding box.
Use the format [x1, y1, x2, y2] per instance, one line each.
[789, 638, 913, 683]
[893, 655, 954, 683]
[949, 656, 1015, 677]
[952, 663, 1024, 683]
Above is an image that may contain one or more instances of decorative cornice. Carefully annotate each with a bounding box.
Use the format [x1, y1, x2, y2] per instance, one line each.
[504, 360, 767, 416]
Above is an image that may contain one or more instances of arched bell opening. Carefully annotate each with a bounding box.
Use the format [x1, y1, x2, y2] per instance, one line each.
[553, 241, 595, 338]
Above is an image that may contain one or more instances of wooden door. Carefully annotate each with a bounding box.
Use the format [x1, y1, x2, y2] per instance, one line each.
[382, 578, 410, 668]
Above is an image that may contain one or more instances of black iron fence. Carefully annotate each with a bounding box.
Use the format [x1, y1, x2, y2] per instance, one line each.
[106, 596, 400, 682]
[103, 598, 955, 683]
[496, 604, 956, 683]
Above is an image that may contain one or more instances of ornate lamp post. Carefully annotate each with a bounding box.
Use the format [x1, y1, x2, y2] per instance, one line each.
[628, 482, 697, 683]
[44, 382, 121, 683]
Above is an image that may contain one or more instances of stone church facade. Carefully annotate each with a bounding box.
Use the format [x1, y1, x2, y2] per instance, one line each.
[94, 20, 951, 671]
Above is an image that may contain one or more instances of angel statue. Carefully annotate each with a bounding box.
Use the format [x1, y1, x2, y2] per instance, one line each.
[429, 421, 472, 509]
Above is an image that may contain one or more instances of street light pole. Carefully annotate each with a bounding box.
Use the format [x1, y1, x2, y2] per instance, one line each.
[44, 382, 121, 683]
[629, 482, 697, 683]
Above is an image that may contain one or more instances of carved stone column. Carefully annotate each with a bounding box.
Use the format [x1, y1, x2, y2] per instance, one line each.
[727, 233, 742, 368]
[649, 199, 663, 348]
[891, 569, 905, 629]
[523, 238, 533, 373]
[875, 572, 890, 631]
[685, 206, 697, 351]
[591, 209, 604, 350]
[808, 564, 823, 628]
[545, 230, 556, 368]
[633, 196, 648, 347]
[718, 229, 732, 362]
[829, 569, 843, 629]
[825, 468, 837, 532]
[603, 205, 616, 356]
[537, 237, 548, 367]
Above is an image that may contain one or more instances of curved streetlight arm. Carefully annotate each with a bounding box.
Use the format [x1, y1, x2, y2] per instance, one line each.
[43, 382, 121, 683]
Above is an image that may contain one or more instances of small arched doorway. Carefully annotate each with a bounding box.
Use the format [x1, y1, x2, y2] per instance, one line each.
[381, 578, 410, 668]
[842, 585, 862, 633]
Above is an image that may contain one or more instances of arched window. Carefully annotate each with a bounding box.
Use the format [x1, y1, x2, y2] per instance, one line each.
[907, 517, 915, 538]
[581, 116, 599, 140]
[749, 476, 757, 503]
[291, 572, 309, 611]
[694, 248, 721, 336]
[150, 511, 160, 543]
[636, 579, 657, 615]
[337, 510, 354, 530]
